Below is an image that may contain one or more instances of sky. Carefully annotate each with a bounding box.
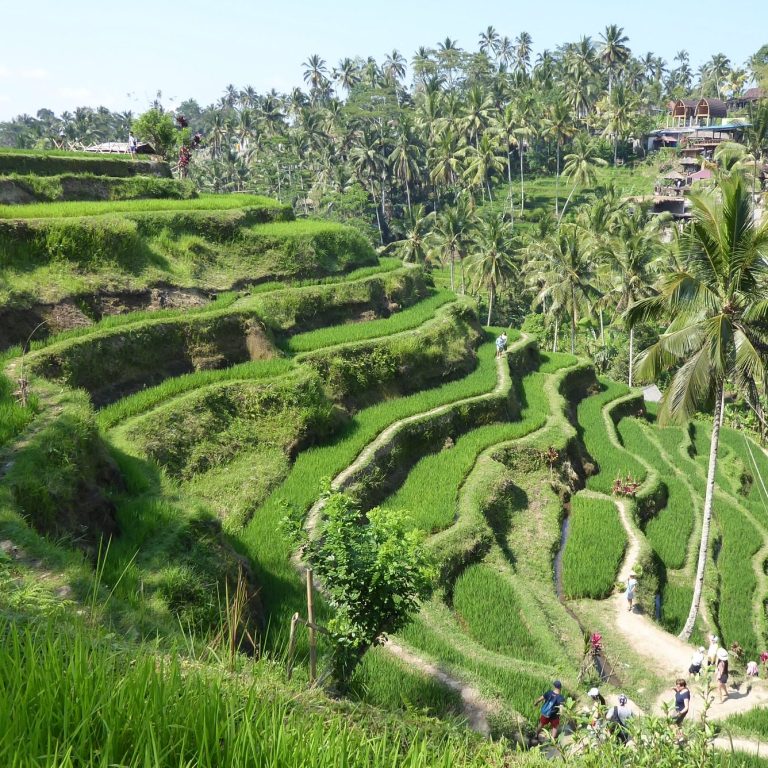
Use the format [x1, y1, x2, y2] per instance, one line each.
[0, 0, 765, 121]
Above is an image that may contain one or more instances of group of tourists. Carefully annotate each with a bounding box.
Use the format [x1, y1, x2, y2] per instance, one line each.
[688, 634, 730, 703]
[533, 680, 636, 744]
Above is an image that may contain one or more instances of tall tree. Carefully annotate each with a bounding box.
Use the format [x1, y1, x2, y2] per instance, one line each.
[598, 25, 631, 95]
[626, 174, 768, 640]
[559, 134, 608, 221]
[467, 213, 518, 326]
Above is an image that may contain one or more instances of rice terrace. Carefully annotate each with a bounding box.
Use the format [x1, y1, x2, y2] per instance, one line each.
[2, 9, 768, 767]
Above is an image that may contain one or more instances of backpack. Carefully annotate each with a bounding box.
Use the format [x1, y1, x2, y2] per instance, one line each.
[607, 707, 629, 743]
[541, 694, 557, 717]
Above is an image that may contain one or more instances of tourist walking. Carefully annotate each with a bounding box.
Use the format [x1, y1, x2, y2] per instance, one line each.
[606, 694, 633, 744]
[625, 572, 638, 612]
[534, 680, 566, 741]
[128, 131, 138, 158]
[495, 332, 508, 358]
[671, 678, 691, 740]
[689, 646, 705, 679]
[706, 634, 719, 667]
[715, 648, 729, 703]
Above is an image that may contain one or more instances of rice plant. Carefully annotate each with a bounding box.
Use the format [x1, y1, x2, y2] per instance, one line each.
[562, 494, 626, 599]
[617, 418, 693, 570]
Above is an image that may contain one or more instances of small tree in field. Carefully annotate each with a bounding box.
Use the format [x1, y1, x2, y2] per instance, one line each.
[284, 490, 434, 686]
[133, 108, 177, 159]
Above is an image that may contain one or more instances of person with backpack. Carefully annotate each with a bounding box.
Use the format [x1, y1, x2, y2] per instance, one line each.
[534, 680, 566, 740]
[606, 694, 633, 744]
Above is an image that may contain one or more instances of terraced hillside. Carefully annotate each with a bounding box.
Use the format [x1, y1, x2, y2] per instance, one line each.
[5, 152, 768, 763]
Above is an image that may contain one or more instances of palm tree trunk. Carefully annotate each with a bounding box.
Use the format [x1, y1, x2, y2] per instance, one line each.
[370, 182, 383, 245]
[486, 286, 494, 327]
[558, 185, 577, 225]
[405, 180, 412, 216]
[628, 326, 634, 387]
[613, 136, 618, 167]
[555, 144, 560, 217]
[599, 308, 605, 354]
[570, 308, 576, 355]
[460, 257, 466, 296]
[553, 316, 559, 353]
[679, 380, 724, 641]
[519, 145, 525, 215]
[449, 253, 455, 292]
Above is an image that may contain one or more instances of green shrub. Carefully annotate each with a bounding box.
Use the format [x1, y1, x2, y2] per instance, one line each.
[562, 494, 626, 599]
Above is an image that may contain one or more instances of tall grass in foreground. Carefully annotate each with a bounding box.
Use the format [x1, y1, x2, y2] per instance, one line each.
[0, 620, 512, 768]
[562, 495, 626, 599]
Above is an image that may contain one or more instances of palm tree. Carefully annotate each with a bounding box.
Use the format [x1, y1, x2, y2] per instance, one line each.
[598, 25, 631, 94]
[437, 38, 463, 87]
[303, 54, 330, 98]
[383, 205, 433, 264]
[513, 91, 537, 214]
[467, 213, 517, 326]
[461, 84, 493, 148]
[542, 99, 576, 216]
[705, 53, 732, 100]
[559, 134, 608, 222]
[530, 224, 599, 353]
[601, 82, 638, 166]
[514, 32, 533, 76]
[461, 132, 505, 201]
[383, 50, 407, 84]
[389, 118, 421, 215]
[334, 58, 361, 94]
[429, 196, 475, 293]
[478, 26, 500, 58]
[626, 174, 768, 640]
[602, 206, 665, 385]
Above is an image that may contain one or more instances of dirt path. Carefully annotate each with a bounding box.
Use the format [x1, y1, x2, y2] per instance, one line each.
[602, 495, 768, 721]
[384, 639, 493, 735]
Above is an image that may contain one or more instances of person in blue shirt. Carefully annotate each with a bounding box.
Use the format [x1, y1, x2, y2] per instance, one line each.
[534, 680, 566, 740]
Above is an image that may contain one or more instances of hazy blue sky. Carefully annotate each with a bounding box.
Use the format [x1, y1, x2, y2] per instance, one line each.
[0, 0, 765, 120]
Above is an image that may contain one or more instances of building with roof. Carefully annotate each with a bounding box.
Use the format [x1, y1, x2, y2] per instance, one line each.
[695, 98, 728, 126]
[727, 87, 767, 111]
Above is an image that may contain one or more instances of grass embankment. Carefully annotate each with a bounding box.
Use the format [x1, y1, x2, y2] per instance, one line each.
[0, 148, 171, 178]
[562, 494, 626, 599]
[380, 369, 549, 533]
[577, 379, 647, 493]
[0, 374, 37, 450]
[0, 174, 197, 205]
[239, 336, 500, 629]
[617, 418, 693, 570]
[99, 288, 447, 428]
[0, 620, 520, 768]
[0, 194, 284, 218]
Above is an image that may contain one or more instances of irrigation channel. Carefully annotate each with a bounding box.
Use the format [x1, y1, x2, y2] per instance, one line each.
[554, 505, 618, 686]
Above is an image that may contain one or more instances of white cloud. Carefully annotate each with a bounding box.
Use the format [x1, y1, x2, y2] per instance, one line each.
[0, 66, 11, 79]
[19, 67, 48, 80]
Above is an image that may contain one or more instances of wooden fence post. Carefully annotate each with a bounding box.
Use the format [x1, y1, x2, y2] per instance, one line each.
[306, 568, 317, 684]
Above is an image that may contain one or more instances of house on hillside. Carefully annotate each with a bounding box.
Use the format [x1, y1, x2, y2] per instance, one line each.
[667, 99, 698, 127]
[695, 98, 728, 126]
[727, 87, 767, 111]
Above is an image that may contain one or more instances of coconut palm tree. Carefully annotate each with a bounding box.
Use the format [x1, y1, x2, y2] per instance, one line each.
[626, 174, 768, 640]
[598, 25, 631, 95]
[429, 196, 475, 293]
[559, 134, 608, 222]
[383, 50, 407, 84]
[601, 82, 639, 166]
[514, 32, 533, 76]
[389, 118, 421, 215]
[467, 213, 517, 326]
[542, 99, 576, 216]
[334, 58, 361, 94]
[529, 224, 600, 353]
[383, 204, 433, 264]
[603, 206, 666, 385]
[478, 26, 500, 58]
[461, 132, 505, 202]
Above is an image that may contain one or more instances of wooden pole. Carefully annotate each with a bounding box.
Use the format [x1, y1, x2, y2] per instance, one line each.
[306, 568, 317, 684]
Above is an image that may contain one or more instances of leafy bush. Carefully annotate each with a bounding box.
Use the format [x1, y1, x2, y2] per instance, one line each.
[284, 490, 434, 684]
